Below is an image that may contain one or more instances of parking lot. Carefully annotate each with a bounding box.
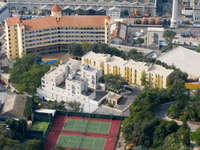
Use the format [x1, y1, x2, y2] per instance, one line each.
[116, 86, 141, 111]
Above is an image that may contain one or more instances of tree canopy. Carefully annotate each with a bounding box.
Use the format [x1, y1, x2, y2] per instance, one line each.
[136, 38, 144, 45]
[100, 74, 125, 93]
[25, 140, 43, 150]
[10, 54, 50, 94]
[195, 46, 200, 53]
[0, 125, 23, 150]
[122, 86, 192, 149]
[191, 128, 200, 146]
[163, 30, 176, 46]
[6, 119, 27, 141]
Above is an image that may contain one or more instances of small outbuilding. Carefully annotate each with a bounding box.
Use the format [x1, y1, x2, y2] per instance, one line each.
[106, 92, 122, 107]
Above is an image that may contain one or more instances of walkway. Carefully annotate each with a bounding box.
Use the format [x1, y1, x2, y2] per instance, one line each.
[155, 101, 200, 132]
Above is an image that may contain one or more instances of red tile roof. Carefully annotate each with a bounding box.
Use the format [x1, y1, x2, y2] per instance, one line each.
[6, 15, 107, 31]
[51, 5, 62, 12]
[5, 17, 20, 26]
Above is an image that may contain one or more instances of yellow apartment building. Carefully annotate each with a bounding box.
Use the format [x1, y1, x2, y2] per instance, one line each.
[82, 51, 174, 88]
[5, 5, 110, 59]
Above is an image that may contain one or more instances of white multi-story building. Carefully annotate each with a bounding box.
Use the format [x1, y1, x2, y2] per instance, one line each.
[81, 65, 103, 89]
[107, 7, 121, 19]
[37, 59, 106, 113]
[110, 22, 128, 44]
[0, 2, 9, 23]
[193, 9, 200, 25]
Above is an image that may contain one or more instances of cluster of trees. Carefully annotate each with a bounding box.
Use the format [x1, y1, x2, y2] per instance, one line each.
[6, 119, 27, 141]
[196, 46, 200, 53]
[10, 54, 50, 94]
[99, 74, 125, 93]
[67, 43, 126, 58]
[122, 87, 191, 149]
[163, 30, 176, 46]
[191, 128, 200, 146]
[168, 88, 200, 121]
[127, 49, 173, 69]
[0, 124, 24, 150]
[122, 69, 193, 149]
[135, 38, 144, 45]
[166, 70, 200, 122]
[0, 118, 43, 150]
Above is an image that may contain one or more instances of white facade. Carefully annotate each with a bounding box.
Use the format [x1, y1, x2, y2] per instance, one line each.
[193, 9, 200, 24]
[0, 2, 9, 22]
[171, 0, 178, 28]
[107, 7, 121, 19]
[37, 59, 106, 113]
[81, 65, 103, 89]
[146, 27, 164, 47]
[110, 22, 127, 44]
[181, 8, 193, 16]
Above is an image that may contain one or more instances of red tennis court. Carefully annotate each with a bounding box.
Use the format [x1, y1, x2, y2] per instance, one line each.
[45, 115, 121, 150]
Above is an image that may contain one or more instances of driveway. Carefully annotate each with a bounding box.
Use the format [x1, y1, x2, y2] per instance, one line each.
[155, 101, 200, 132]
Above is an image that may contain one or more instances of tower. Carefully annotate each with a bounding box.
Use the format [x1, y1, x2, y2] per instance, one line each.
[51, 5, 62, 21]
[170, 0, 178, 28]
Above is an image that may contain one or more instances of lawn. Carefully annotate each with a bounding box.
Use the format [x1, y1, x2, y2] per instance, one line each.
[31, 121, 49, 132]
[63, 119, 111, 134]
[57, 134, 106, 150]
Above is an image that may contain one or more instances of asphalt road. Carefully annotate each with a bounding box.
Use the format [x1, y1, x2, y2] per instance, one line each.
[155, 101, 200, 132]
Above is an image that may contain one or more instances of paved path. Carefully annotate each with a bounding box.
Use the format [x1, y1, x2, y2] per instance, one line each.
[110, 44, 161, 56]
[155, 101, 200, 132]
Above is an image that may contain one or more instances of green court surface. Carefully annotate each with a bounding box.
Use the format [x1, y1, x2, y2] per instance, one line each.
[57, 134, 106, 150]
[63, 119, 111, 134]
[31, 121, 49, 132]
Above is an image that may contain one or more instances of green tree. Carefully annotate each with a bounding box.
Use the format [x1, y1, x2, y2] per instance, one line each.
[168, 79, 188, 102]
[25, 140, 43, 150]
[24, 98, 35, 120]
[136, 38, 144, 45]
[6, 119, 27, 141]
[177, 126, 190, 146]
[42, 101, 67, 111]
[103, 74, 125, 92]
[10, 54, 50, 94]
[196, 46, 200, 53]
[66, 101, 83, 112]
[191, 128, 200, 146]
[141, 72, 150, 88]
[162, 133, 189, 150]
[168, 70, 188, 86]
[127, 49, 145, 61]
[168, 104, 180, 119]
[163, 30, 176, 46]
[68, 43, 84, 56]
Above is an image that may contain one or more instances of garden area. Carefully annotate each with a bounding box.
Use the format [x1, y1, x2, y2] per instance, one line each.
[31, 121, 49, 133]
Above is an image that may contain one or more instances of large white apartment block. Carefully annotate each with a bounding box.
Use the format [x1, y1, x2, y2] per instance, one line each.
[81, 65, 103, 89]
[37, 59, 106, 113]
[82, 51, 174, 88]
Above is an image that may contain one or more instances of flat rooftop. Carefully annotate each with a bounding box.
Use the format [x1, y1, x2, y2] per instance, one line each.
[158, 46, 200, 78]
[0, 2, 7, 8]
[90, 90, 108, 102]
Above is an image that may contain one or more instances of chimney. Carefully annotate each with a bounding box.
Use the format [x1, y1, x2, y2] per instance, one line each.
[170, 0, 178, 28]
